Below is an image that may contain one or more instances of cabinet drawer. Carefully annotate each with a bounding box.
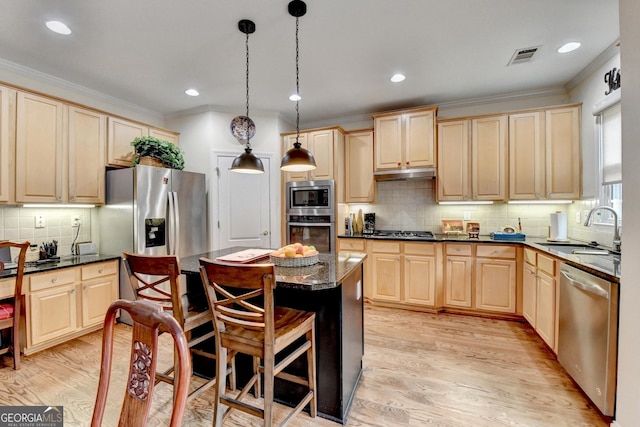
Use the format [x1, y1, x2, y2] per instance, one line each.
[476, 245, 516, 259]
[81, 260, 118, 281]
[404, 242, 436, 256]
[338, 239, 366, 252]
[29, 268, 78, 292]
[537, 254, 555, 276]
[524, 248, 537, 265]
[0, 277, 16, 299]
[371, 241, 401, 254]
[446, 244, 472, 256]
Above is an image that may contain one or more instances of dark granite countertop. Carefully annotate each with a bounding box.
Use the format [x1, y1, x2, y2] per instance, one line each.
[338, 234, 620, 282]
[0, 253, 121, 279]
[180, 247, 367, 291]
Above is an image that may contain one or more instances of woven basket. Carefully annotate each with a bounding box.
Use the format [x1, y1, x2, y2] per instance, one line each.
[138, 156, 168, 168]
[269, 254, 319, 267]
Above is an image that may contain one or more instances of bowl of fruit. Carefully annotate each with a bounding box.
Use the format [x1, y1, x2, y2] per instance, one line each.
[270, 243, 319, 267]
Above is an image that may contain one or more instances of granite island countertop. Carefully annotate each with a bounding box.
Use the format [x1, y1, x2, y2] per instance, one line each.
[179, 246, 367, 290]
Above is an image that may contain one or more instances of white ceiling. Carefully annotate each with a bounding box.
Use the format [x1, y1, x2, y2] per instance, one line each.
[0, 0, 620, 127]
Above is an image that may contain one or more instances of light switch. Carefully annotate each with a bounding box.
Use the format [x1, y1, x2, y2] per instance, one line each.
[463, 211, 472, 220]
[575, 211, 581, 223]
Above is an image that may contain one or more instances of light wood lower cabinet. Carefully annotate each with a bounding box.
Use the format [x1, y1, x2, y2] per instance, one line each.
[369, 240, 441, 309]
[24, 260, 119, 355]
[522, 248, 557, 351]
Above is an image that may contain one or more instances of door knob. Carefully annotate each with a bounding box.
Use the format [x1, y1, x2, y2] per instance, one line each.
[262, 231, 269, 236]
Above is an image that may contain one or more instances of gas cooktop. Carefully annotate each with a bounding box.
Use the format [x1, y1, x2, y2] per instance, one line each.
[369, 230, 436, 240]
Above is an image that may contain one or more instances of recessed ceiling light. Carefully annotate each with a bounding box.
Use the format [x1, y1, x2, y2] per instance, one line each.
[557, 42, 581, 53]
[390, 73, 406, 83]
[289, 93, 301, 101]
[45, 20, 72, 35]
[185, 88, 199, 96]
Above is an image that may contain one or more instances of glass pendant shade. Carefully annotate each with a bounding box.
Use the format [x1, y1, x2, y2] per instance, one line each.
[230, 147, 264, 174]
[280, 141, 316, 172]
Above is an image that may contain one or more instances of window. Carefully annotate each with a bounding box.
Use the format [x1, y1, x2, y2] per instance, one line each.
[595, 98, 622, 224]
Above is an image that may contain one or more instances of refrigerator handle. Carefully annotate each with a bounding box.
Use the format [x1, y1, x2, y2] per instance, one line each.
[167, 191, 175, 255]
[173, 191, 181, 256]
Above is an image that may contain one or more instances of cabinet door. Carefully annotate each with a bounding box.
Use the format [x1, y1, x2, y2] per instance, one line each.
[404, 109, 435, 168]
[309, 129, 334, 181]
[282, 133, 309, 182]
[437, 120, 470, 201]
[81, 276, 118, 327]
[371, 253, 401, 302]
[444, 256, 472, 307]
[374, 114, 403, 170]
[404, 255, 436, 306]
[475, 259, 516, 313]
[68, 106, 106, 204]
[16, 92, 65, 203]
[0, 85, 11, 202]
[29, 284, 77, 345]
[536, 271, 556, 349]
[545, 106, 581, 199]
[345, 130, 374, 203]
[107, 116, 148, 167]
[509, 112, 545, 200]
[522, 262, 537, 326]
[149, 127, 179, 145]
[471, 115, 507, 200]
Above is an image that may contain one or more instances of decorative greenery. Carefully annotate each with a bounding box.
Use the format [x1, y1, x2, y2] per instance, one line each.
[131, 136, 185, 170]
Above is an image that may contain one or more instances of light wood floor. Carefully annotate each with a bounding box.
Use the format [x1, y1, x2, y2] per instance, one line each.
[0, 305, 610, 426]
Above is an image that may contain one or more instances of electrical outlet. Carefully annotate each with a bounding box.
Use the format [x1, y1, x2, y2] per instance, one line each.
[575, 211, 581, 223]
[71, 217, 81, 227]
[463, 211, 472, 220]
[35, 216, 46, 228]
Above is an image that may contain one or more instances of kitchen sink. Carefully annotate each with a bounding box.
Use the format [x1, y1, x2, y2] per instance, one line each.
[536, 242, 612, 255]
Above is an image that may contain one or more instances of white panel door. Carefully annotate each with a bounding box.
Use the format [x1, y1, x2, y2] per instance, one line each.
[215, 153, 272, 250]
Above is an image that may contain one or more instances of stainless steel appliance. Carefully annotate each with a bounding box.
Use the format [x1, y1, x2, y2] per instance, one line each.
[370, 230, 436, 240]
[99, 165, 207, 324]
[286, 180, 335, 253]
[558, 264, 619, 416]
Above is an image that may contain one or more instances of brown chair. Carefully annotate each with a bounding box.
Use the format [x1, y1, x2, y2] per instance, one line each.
[0, 240, 29, 370]
[123, 252, 223, 399]
[91, 299, 191, 427]
[199, 258, 317, 427]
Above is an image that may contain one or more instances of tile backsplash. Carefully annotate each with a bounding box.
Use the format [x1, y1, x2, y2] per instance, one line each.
[347, 179, 620, 249]
[0, 206, 93, 256]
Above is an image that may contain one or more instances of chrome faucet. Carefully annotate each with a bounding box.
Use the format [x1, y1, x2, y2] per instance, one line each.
[584, 206, 621, 252]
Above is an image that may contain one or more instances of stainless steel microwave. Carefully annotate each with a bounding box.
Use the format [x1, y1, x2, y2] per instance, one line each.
[286, 180, 335, 217]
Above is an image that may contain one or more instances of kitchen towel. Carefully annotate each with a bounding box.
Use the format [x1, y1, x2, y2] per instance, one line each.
[549, 212, 568, 241]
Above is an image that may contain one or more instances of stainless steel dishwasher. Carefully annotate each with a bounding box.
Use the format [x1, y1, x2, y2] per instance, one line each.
[558, 263, 619, 416]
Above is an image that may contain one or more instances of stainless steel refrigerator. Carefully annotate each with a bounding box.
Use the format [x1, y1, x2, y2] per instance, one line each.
[99, 165, 207, 324]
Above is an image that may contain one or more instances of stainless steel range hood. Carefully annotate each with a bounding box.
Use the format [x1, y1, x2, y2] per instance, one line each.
[373, 167, 436, 181]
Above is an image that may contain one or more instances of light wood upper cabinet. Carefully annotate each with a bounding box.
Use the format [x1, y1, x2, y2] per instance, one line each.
[374, 107, 436, 170]
[545, 106, 581, 199]
[282, 133, 309, 182]
[16, 92, 65, 203]
[149, 127, 179, 145]
[68, 106, 106, 204]
[281, 127, 345, 185]
[308, 129, 335, 181]
[509, 105, 581, 200]
[107, 117, 147, 167]
[0, 85, 13, 203]
[345, 129, 375, 203]
[438, 115, 507, 201]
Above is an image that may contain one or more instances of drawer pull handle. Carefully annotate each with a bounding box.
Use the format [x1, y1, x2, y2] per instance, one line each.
[51, 278, 58, 284]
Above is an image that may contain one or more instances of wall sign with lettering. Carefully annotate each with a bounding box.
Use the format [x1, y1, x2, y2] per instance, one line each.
[604, 67, 621, 95]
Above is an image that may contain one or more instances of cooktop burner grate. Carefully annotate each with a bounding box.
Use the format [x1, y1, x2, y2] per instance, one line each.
[371, 230, 436, 239]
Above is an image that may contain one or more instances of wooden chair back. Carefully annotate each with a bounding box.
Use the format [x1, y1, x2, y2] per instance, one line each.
[0, 240, 29, 370]
[91, 299, 191, 427]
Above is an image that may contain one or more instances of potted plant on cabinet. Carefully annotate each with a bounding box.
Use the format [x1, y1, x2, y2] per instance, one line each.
[131, 136, 185, 170]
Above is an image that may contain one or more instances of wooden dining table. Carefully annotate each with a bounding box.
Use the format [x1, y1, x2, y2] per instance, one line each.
[179, 247, 367, 424]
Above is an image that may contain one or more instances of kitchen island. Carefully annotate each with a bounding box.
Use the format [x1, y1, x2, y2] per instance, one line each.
[180, 247, 367, 424]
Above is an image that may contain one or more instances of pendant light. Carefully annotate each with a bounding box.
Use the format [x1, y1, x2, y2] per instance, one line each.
[230, 19, 264, 174]
[280, 0, 316, 172]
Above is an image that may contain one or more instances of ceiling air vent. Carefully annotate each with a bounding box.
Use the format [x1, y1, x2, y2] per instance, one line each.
[508, 46, 541, 65]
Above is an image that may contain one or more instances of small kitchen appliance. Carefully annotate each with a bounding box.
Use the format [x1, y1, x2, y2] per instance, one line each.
[548, 211, 568, 241]
[363, 213, 376, 235]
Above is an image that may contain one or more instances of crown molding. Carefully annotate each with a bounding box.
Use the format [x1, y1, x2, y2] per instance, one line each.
[566, 39, 621, 92]
[166, 104, 281, 120]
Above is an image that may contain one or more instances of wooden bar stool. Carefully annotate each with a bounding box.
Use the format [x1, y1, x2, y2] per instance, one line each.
[91, 299, 191, 426]
[199, 258, 317, 427]
[123, 252, 225, 399]
[0, 240, 29, 370]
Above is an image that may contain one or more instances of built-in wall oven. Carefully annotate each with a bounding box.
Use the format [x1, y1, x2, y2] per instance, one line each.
[286, 180, 335, 253]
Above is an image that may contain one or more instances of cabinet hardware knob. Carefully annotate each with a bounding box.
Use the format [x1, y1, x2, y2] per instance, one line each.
[71, 288, 76, 293]
[51, 278, 58, 283]
[473, 195, 478, 200]
[547, 192, 551, 197]
[535, 192, 540, 198]
[83, 285, 87, 290]
[57, 196, 62, 201]
[70, 196, 76, 201]
[98, 269, 104, 274]
[406, 161, 410, 165]
[397, 162, 401, 166]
